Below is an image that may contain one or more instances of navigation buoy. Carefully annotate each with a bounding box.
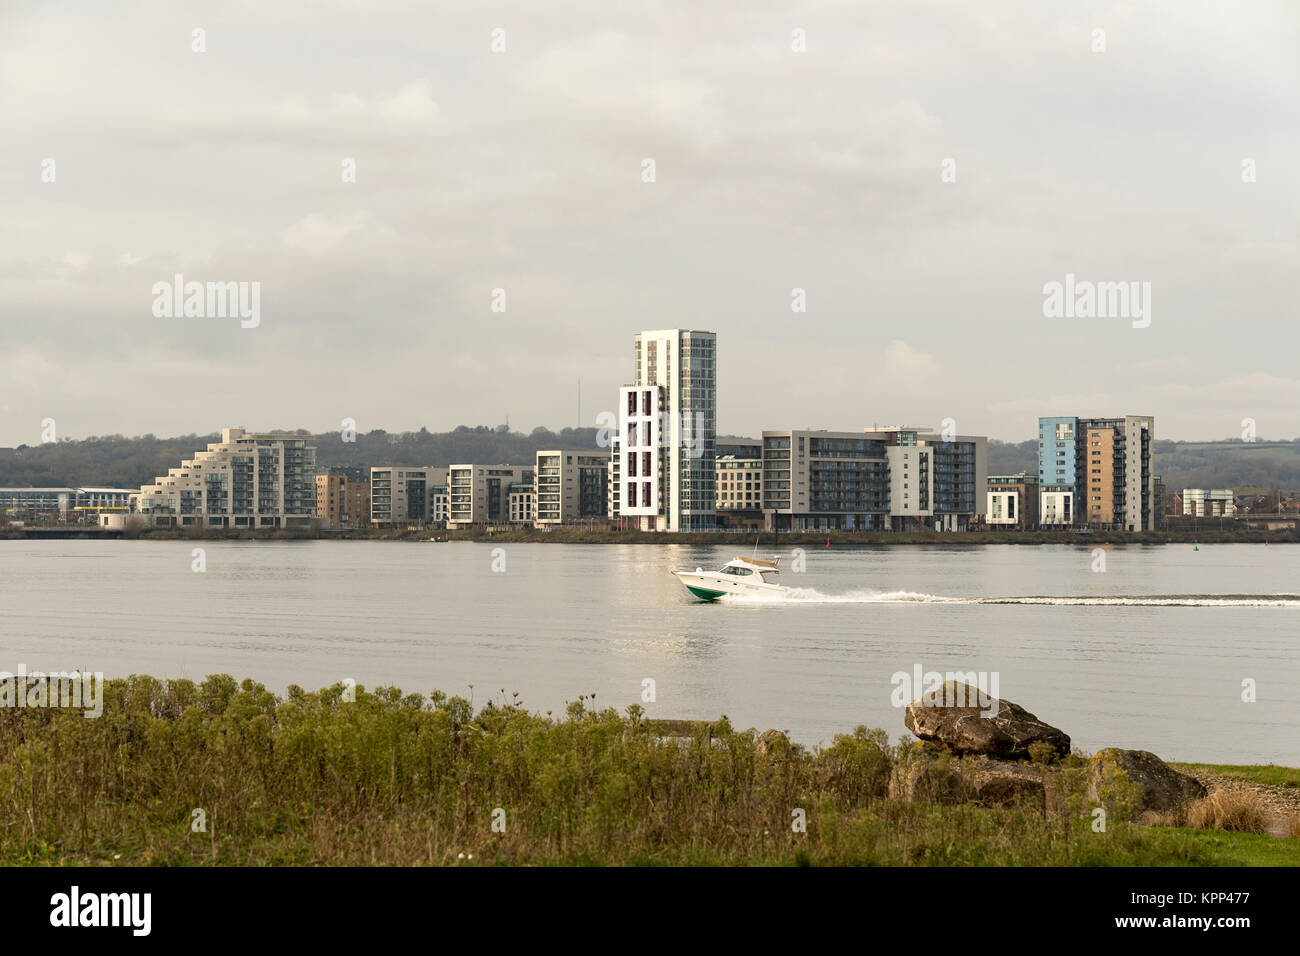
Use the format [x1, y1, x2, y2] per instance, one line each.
[1193, 544, 1199, 551]
[826, 537, 831, 548]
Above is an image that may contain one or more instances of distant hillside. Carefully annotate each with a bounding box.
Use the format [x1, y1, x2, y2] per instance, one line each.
[1152, 440, 1300, 491]
[987, 440, 1037, 477]
[986, 438, 1300, 491]
[3, 430, 1299, 493]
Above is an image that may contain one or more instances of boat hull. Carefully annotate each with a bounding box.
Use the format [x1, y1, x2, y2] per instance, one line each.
[672, 570, 784, 601]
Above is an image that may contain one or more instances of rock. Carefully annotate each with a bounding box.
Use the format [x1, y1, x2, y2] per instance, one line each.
[756, 728, 789, 757]
[903, 681, 1070, 759]
[887, 745, 970, 805]
[1087, 748, 1207, 816]
[967, 758, 1046, 811]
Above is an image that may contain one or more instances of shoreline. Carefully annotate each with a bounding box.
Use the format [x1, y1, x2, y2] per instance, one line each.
[4, 527, 1295, 545]
[1, 674, 1295, 866]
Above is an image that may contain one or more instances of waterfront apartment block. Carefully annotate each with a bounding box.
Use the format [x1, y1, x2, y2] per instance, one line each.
[716, 451, 763, 528]
[612, 385, 663, 529]
[346, 480, 371, 528]
[1037, 415, 1155, 530]
[132, 427, 317, 528]
[315, 473, 370, 528]
[613, 329, 717, 532]
[1, 487, 134, 523]
[534, 450, 608, 527]
[446, 464, 534, 528]
[1183, 488, 1235, 518]
[1037, 416, 1079, 526]
[761, 430, 890, 531]
[316, 474, 345, 527]
[760, 427, 986, 531]
[986, 473, 1039, 528]
[508, 482, 534, 523]
[369, 466, 447, 526]
[870, 427, 987, 532]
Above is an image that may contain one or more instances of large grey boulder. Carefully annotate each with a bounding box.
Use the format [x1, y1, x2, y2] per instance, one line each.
[903, 681, 1070, 759]
[1087, 748, 1207, 815]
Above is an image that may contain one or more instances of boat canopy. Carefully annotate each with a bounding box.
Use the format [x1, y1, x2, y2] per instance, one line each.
[733, 556, 779, 570]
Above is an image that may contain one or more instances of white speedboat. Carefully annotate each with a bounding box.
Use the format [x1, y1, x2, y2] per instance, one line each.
[672, 555, 785, 600]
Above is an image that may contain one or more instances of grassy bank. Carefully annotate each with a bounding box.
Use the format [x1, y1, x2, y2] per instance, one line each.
[1, 676, 1296, 866]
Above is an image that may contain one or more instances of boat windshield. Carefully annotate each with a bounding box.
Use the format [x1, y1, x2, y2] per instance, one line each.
[718, 565, 754, 576]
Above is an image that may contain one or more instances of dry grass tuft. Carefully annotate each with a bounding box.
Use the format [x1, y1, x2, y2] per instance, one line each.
[1187, 790, 1270, 834]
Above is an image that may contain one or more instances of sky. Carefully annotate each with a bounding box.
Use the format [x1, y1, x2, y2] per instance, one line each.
[2, 0, 1297, 447]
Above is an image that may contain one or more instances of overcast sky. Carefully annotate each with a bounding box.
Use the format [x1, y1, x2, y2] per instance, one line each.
[2, 0, 1297, 447]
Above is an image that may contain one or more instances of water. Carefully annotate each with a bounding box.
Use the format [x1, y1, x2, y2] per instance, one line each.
[2, 540, 1297, 764]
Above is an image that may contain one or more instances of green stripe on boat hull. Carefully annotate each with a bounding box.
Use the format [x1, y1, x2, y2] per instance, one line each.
[686, 585, 725, 600]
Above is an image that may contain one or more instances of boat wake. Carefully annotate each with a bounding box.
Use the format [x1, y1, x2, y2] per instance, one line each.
[719, 588, 1300, 607]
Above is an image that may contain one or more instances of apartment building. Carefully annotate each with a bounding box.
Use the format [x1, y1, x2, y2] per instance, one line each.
[316, 474, 346, 527]
[508, 482, 534, 523]
[612, 329, 717, 531]
[431, 484, 448, 524]
[369, 466, 447, 526]
[132, 427, 317, 528]
[315, 473, 370, 528]
[612, 385, 662, 529]
[868, 427, 987, 532]
[346, 480, 371, 528]
[716, 451, 764, 527]
[1183, 488, 1235, 518]
[606, 451, 619, 520]
[761, 430, 891, 531]
[1038, 417, 1078, 526]
[446, 464, 534, 528]
[986, 473, 1039, 528]
[1037, 415, 1155, 530]
[535, 450, 608, 527]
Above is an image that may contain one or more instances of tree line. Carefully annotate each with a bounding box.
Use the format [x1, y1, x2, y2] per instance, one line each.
[2, 429, 1298, 492]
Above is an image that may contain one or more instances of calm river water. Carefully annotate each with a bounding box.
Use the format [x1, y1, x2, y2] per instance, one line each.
[2, 540, 1297, 763]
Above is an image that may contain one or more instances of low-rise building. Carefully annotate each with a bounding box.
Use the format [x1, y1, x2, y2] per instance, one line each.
[986, 473, 1039, 528]
[1, 487, 135, 523]
[1183, 488, 1235, 518]
[0, 488, 76, 522]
